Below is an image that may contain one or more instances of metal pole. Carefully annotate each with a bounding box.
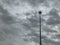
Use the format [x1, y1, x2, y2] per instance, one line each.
[38, 11, 42, 45]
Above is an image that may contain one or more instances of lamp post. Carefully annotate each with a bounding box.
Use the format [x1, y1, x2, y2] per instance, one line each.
[38, 11, 42, 45]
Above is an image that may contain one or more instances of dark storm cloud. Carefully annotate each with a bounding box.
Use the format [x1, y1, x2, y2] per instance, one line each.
[0, 5, 19, 42]
[55, 34, 60, 39]
[1, 14, 15, 24]
[49, 8, 59, 17]
[0, 6, 8, 14]
[0, 6, 15, 24]
[46, 8, 60, 25]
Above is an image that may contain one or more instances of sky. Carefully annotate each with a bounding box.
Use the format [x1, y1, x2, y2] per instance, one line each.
[0, 0, 60, 45]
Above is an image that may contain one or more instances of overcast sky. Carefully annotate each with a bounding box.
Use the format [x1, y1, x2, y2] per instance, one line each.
[0, 0, 60, 45]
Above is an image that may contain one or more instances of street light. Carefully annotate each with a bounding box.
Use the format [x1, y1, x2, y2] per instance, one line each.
[38, 11, 42, 45]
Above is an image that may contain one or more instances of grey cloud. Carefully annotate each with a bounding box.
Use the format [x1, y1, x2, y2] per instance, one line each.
[46, 17, 60, 25]
[0, 6, 16, 24]
[49, 8, 59, 17]
[42, 38, 60, 45]
[21, 0, 45, 7]
[0, 4, 40, 45]
[42, 26, 57, 33]
[45, 8, 60, 25]
[1, 14, 15, 24]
